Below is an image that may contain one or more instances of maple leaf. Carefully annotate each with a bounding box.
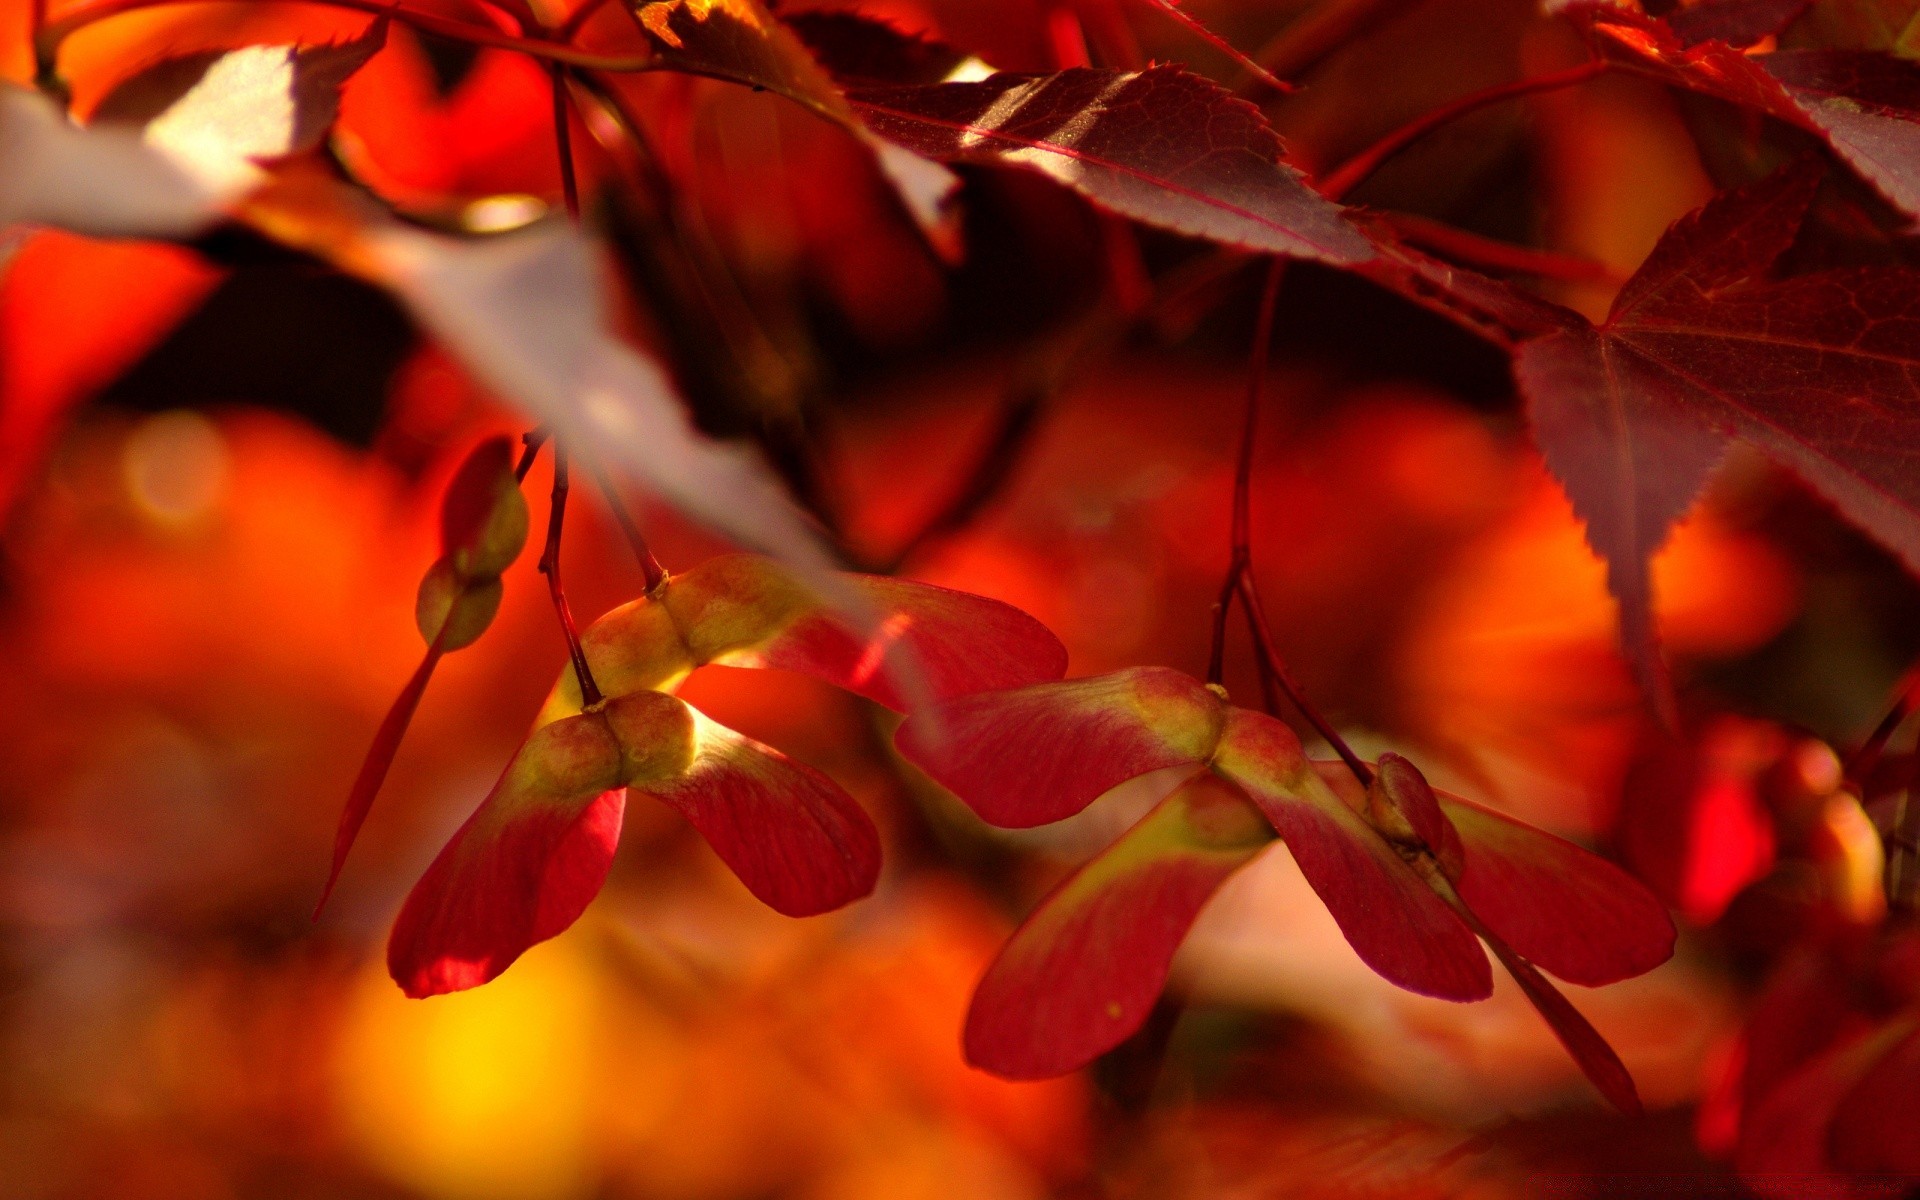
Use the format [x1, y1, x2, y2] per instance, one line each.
[239, 171, 875, 623]
[631, 0, 962, 258]
[381, 551, 1067, 995]
[1664, 0, 1813, 47]
[895, 668, 1674, 1110]
[1, 84, 219, 237]
[0, 28, 383, 516]
[91, 19, 387, 196]
[1565, 2, 1920, 219]
[1514, 163, 1920, 720]
[843, 65, 1374, 263]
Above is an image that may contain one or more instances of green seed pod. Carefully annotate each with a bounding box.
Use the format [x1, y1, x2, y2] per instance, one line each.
[441, 438, 530, 583]
[501, 708, 627, 799]
[599, 691, 698, 784]
[416, 558, 503, 651]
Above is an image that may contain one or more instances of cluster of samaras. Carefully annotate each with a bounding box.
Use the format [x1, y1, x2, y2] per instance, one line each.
[326, 438, 1673, 1115]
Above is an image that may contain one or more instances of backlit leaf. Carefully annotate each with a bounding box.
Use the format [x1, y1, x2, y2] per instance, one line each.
[845, 66, 1373, 263]
[631, 0, 962, 256]
[0, 84, 217, 237]
[1515, 164, 1920, 717]
[93, 20, 386, 195]
[1570, 3, 1920, 218]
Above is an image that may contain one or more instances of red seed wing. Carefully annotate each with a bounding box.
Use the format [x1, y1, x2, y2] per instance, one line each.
[895, 667, 1226, 827]
[631, 710, 881, 917]
[963, 770, 1270, 1078]
[1440, 797, 1676, 987]
[1214, 712, 1490, 1001]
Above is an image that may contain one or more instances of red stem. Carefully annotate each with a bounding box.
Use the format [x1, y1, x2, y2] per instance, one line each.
[541, 447, 605, 707]
[1316, 60, 1606, 200]
[1206, 259, 1282, 685]
[515, 427, 552, 481]
[552, 65, 582, 220]
[1199, 253, 1390, 790]
[1850, 667, 1920, 784]
[1137, 0, 1294, 93]
[1248, 0, 1423, 88]
[1376, 211, 1623, 285]
[587, 465, 669, 594]
[1240, 572, 1372, 786]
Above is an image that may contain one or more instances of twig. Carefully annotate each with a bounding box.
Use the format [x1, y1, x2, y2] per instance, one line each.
[1240, 571, 1372, 785]
[1249, 0, 1425, 86]
[1850, 666, 1920, 784]
[1375, 211, 1623, 284]
[552, 66, 582, 221]
[587, 463, 668, 593]
[1317, 60, 1606, 199]
[1137, 0, 1295, 93]
[515, 427, 552, 482]
[540, 446, 604, 707]
[1207, 259, 1283, 684]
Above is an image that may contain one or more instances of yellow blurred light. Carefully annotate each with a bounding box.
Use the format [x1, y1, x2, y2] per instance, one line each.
[122, 410, 228, 527]
[332, 940, 603, 1200]
[463, 195, 548, 234]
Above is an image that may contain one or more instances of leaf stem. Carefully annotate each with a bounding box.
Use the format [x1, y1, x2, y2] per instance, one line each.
[1248, 0, 1423, 87]
[1375, 211, 1622, 284]
[552, 65, 582, 221]
[1239, 571, 1372, 786]
[541, 446, 605, 707]
[1316, 60, 1606, 199]
[1206, 258, 1282, 685]
[1137, 0, 1295, 93]
[587, 464, 669, 594]
[516, 427, 552, 481]
[1849, 666, 1920, 784]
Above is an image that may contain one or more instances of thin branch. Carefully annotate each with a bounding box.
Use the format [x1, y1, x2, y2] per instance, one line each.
[1317, 60, 1606, 199]
[1207, 258, 1282, 684]
[552, 65, 582, 221]
[1375, 211, 1624, 285]
[1249, 0, 1425, 87]
[1230, 261, 1282, 564]
[541, 447, 604, 707]
[1136, 0, 1295, 93]
[586, 463, 669, 594]
[1850, 665, 1920, 784]
[515, 427, 552, 482]
[1240, 571, 1372, 786]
